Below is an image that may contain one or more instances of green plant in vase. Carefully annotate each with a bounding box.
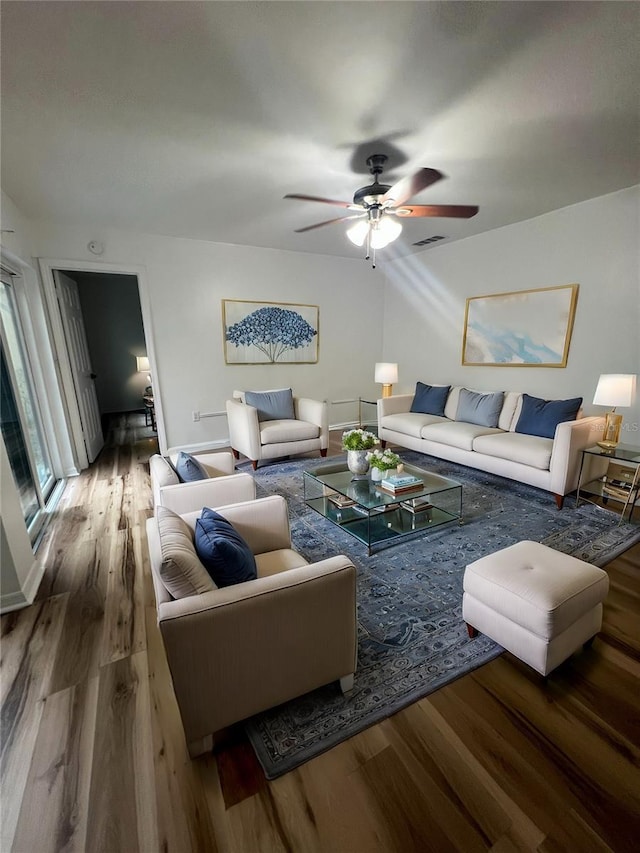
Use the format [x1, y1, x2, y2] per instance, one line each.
[367, 448, 401, 481]
[342, 429, 379, 478]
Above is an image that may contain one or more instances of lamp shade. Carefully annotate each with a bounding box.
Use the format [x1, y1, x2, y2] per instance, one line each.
[346, 220, 370, 247]
[374, 362, 398, 385]
[592, 374, 636, 408]
[136, 356, 150, 373]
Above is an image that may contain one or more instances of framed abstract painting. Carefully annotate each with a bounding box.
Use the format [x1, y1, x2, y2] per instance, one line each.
[222, 299, 319, 364]
[462, 284, 579, 367]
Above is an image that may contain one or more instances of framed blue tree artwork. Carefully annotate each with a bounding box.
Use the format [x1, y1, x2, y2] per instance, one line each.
[222, 300, 319, 364]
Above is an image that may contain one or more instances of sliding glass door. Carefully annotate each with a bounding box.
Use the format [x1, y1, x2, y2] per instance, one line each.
[1, 272, 57, 539]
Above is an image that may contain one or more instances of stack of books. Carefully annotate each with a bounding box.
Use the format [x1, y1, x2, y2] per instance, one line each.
[328, 493, 356, 509]
[379, 473, 423, 494]
[602, 479, 633, 501]
[400, 496, 434, 515]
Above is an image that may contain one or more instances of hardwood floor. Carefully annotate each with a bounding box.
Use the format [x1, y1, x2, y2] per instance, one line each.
[2, 413, 639, 852]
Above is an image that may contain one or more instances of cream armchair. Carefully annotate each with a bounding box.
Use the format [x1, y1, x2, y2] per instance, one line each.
[146, 495, 357, 757]
[150, 450, 256, 513]
[226, 392, 329, 469]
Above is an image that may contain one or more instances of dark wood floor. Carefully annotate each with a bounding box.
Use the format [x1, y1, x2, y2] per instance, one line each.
[1, 413, 639, 852]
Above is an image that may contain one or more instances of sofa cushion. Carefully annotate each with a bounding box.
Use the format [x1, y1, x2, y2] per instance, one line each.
[456, 388, 505, 428]
[245, 388, 295, 422]
[382, 411, 448, 438]
[194, 507, 258, 587]
[422, 421, 503, 452]
[473, 431, 554, 470]
[515, 393, 582, 439]
[256, 549, 309, 577]
[260, 419, 320, 445]
[410, 382, 450, 416]
[156, 506, 217, 598]
[175, 451, 209, 482]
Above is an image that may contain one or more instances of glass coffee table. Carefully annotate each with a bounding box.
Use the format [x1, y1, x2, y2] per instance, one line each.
[303, 459, 463, 554]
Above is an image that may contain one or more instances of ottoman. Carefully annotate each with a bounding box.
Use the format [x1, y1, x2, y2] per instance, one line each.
[463, 540, 609, 676]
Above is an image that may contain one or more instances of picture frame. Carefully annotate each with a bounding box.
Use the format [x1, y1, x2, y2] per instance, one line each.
[222, 299, 319, 364]
[461, 284, 579, 367]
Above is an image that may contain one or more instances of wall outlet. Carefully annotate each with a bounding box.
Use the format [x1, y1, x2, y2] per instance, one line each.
[192, 411, 200, 422]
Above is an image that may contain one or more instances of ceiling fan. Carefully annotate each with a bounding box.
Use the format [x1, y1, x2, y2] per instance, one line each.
[284, 154, 479, 266]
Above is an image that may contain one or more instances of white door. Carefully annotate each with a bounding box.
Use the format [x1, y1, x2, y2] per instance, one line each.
[54, 271, 104, 463]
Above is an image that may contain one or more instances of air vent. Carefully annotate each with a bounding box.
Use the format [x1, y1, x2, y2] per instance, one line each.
[412, 235, 446, 247]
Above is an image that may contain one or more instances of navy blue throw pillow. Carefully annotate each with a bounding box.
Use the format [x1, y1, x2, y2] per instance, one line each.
[194, 507, 257, 588]
[410, 382, 451, 416]
[175, 451, 208, 483]
[515, 393, 582, 439]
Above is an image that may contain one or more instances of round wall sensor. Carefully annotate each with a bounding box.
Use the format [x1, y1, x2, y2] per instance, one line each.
[88, 240, 104, 255]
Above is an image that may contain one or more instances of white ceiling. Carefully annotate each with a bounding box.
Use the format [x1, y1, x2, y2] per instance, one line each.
[2, 1, 638, 261]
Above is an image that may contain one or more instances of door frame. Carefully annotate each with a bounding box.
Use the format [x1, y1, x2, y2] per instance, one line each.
[38, 258, 166, 466]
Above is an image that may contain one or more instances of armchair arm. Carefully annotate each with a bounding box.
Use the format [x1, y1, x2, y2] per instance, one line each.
[549, 416, 607, 495]
[157, 473, 256, 515]
[295, 396, 329, 448]
[378, 394, 413, 420]
[157, 556, 357, 742]
[226, 398, 261, 460]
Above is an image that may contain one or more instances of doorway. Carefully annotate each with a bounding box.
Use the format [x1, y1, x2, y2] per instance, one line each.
[39, 260, 160, 470]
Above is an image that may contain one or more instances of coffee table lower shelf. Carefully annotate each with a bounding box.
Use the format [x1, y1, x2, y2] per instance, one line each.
[306, 497, 460, 554]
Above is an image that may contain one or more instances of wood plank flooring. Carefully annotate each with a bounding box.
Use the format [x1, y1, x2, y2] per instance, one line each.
[1, 413, 639, 852]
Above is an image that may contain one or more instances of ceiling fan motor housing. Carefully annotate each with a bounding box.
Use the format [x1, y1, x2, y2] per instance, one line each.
[353, 153, 391, 206]
[352, 183, 391, 206]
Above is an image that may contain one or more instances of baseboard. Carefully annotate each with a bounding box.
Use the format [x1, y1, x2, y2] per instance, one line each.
[172, 424, 360, 457]
[0, 558, 45, 614]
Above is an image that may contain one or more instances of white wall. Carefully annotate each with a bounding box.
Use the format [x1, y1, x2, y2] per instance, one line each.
[383, 186, 640, 436]
[28, 221, 386, 451]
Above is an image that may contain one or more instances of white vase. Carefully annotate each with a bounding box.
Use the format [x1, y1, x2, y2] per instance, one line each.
[347, 450, 369, 478]
[371, 466, 383, 482]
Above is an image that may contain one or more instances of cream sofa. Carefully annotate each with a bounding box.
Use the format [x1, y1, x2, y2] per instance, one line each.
[378, 387, 605, 508]
[147, 495, 357, 757]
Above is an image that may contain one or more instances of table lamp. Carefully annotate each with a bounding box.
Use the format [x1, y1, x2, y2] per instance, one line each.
[374, 362, 398, 398]
[592, 373, 636, 450]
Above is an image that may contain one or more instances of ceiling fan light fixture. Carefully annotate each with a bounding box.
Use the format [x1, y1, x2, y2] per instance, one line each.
[370, 215, 402, 249]
[346, 219, 370, 247]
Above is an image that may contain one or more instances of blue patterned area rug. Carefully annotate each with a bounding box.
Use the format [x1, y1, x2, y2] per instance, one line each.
[241, 451, 640, 780]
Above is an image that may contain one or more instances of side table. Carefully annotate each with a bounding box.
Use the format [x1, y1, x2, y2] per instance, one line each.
[143, 394, 156, 431]
[576, 444, 640, 523]
[358, 397, 378, 433]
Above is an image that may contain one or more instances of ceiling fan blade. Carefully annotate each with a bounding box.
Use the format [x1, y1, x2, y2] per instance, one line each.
[294, 214, 366, 233]
[394, 204, 479, 219]
[284, 193, 358, 209]
[379, 168, 443, 206]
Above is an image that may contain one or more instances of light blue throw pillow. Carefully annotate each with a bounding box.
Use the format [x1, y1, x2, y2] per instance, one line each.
[456, 388, 505, 428]
[175, 451, 208, 482]
[245, 388, 295, 422]
[515, 393, 582, 439]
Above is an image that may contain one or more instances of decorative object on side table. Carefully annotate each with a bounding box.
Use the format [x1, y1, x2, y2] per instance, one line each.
[341, 428, 379, 479]
[367, 448, 401, 482]
[592, 373, 637, 450]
